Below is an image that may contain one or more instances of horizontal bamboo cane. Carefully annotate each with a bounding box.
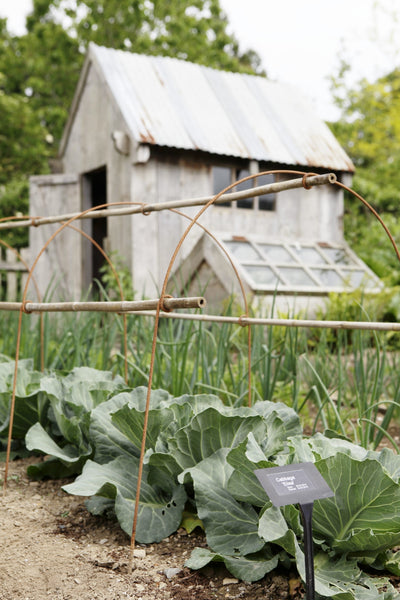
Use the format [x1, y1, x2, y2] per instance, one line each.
[0, 297, 206, 313]
[0, 173, 336, 230]
[131, 310, 400, 332]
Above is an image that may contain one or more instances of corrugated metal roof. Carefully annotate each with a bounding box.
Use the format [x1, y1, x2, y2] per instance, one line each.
[89, 44, 354, 172]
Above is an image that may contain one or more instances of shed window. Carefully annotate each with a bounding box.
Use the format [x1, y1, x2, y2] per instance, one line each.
[212, 167, 276, 211]
[236, 169, 253, 209]
[255, 173, 276, 211]
[213, 166, 231, 195]
[219, 237, 381, 294]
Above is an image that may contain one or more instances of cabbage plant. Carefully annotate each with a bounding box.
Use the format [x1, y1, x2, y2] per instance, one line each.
[57, 388, 400, 599]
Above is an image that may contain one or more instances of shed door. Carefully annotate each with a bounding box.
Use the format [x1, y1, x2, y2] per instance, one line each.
[82, 166, 108, 293]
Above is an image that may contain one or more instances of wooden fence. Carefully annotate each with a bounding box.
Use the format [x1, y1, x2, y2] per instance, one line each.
[0, 248, 29, 301]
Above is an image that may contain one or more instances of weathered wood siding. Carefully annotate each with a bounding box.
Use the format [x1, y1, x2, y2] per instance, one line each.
[29, 174, 81, 299]
[202, 174, 344, 243]
[130, 156, 209, 296]
[130, 159, 345, 296]
[62, 61, 132, 278]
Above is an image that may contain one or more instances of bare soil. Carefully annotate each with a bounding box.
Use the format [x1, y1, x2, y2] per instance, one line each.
[0, 457, 301, 600]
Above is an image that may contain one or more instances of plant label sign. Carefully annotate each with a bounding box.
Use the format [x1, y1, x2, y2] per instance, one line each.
[254, 462, 334, 507]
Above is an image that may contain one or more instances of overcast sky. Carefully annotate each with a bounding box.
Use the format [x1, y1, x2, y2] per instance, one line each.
[2, 0, 400, 120]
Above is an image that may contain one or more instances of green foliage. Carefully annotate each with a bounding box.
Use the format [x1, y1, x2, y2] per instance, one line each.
[24, 366, 126, 477]
[0, 357, 48, 440]
[0, 91, 49, 185]
[311, 288, 400, 349]
[13, 21, 82, 148]
[3, 351, 400, 593]
[62, 391, 301, 544]
[38, 0, 264, 75]
[301, 292, 400, 449]
[0, 179, 30, 248]
[330, 65, 400, 212]
[1, 290, 400, 453]
[25, 382, 397, 597]
[344, 211, 400, 287]
[330, 63, 400, 283]
[98, 251, 135, 300]
[0, 20, 53, 181]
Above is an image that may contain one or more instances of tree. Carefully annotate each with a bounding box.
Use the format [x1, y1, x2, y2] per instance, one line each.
[0, 1, 264, 247]
[331, 64, 400, 214]
[0, 19, 52, 246]
[0, 20, 51, 181]
[329, 64, 400, 285]
[32, 0, 264, 75]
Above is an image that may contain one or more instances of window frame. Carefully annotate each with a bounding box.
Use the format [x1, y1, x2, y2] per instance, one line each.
[212, 165, 276, 212]
[219, 236, 382, 295]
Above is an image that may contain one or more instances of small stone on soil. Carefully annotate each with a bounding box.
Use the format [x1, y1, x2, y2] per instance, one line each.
[223, 577, 239, 585]
[164, 567, 182, 579]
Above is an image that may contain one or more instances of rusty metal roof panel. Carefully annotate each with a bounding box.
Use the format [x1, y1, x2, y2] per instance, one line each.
[249, 77, 355, 171]
[90, 44, 354, 172]
[153, 55, 248, 155]
[204, 67, 291, 163]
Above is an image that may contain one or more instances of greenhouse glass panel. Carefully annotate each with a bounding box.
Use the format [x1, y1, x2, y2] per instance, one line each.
[245, 266, 280, 286]
[311, 269, 344, 287]
[219, 236, 381, 294]
[224, 241, 260, 261]
[322, 247, 354, 265]
[290, 246, 327, 265]
[280, 267, 318, 287]
[258, 244, 294, 263]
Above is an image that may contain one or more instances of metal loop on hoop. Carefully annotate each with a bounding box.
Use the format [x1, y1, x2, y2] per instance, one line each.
[159, 294, 173, 312]
[22, 300, 32, 314]
[302, 174, 313, 190]
[140, 203, 152, 216]
[238, 314, 248, 327]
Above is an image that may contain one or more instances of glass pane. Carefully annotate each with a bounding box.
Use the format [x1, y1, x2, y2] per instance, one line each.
[235, 169, 251, 191]
[236, 169, 253, 209]
[341, 269, 375, 289]
[290, 246, 327, 264]
[245, 265, 280, 286]
[280, 267, 318, 286]
[212, 166, 231, 194]
[322, 246, 354, 265]
[224, 241, 260, 261]
[212, 166, 231, 207]
[259, 196, 276, 211]
[256, 173, 276, 212]
[311, 268, 344, 287]
[258, 244, 294, 263]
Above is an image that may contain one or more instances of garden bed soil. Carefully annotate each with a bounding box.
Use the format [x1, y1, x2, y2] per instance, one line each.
[0, 457, 301, 600]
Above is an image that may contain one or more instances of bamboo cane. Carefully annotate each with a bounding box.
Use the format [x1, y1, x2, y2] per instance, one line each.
[0, 297, 206, 313]
[0, 173, 336, 231]
[131, 310, 400, 332]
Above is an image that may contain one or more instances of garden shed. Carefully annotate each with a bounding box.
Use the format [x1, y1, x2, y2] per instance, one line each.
[29, 43, 379, 311]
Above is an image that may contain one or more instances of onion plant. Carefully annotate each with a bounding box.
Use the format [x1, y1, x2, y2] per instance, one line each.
[0, 276, 399, 450]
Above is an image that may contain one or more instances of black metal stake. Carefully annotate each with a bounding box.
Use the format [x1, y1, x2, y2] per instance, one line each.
[299, 502, 315, 600]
